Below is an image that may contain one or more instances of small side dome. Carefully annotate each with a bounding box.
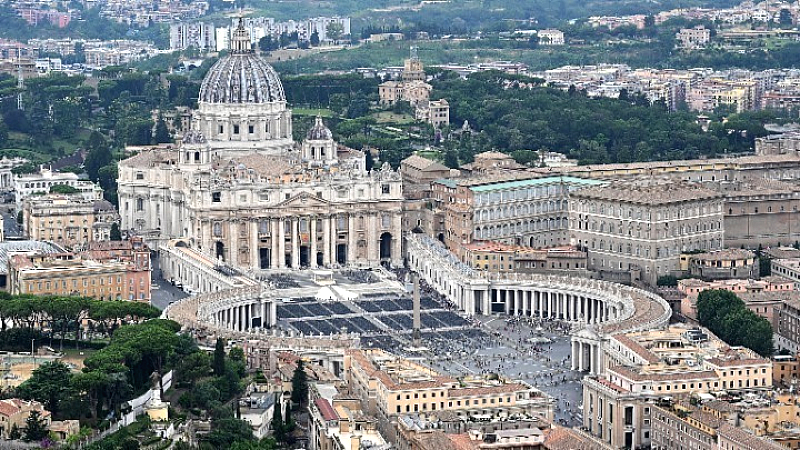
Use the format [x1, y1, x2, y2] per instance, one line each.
[306, 116, 333, 141]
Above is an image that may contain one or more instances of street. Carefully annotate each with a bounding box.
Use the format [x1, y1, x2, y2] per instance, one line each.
[149, 254, 188, 310]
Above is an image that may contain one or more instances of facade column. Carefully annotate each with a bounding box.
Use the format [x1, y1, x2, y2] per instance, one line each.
[278, 218, 286, 268]
[292, 218, 300, 268]
[549, 292, 555, 319]
[270, 219, 279, 269]
[392, 213, 402, 266]
[578, 341, 585, 371]
[232, 306, 238, 332]
[367, 214, 377, 266]
[310, 217, 318, 268]
[348, 215, 357, 266]
[322, 215, 331, 267]
[250, 220, 259, 270]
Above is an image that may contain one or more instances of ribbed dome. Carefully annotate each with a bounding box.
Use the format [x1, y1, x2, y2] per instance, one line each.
[198, 19, 285, 104]
[198, 54, 286, 104]
[306, 116, 333, 140]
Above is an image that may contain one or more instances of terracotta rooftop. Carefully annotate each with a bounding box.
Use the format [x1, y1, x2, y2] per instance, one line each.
[611, 334, 660, 364]
[314, 398, 338, 422]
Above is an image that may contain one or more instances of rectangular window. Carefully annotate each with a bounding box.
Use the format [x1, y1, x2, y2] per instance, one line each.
[233, 125, 240, 134]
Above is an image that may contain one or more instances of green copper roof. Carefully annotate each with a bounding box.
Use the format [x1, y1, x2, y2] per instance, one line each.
[469, 176, 604, 193]
[433, 178, 458, 188]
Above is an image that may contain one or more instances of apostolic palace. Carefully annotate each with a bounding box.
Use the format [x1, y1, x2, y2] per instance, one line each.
[118, 21, 403, 270]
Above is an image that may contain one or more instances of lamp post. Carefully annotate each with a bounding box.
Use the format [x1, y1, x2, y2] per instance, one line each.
[31, 338, 35, 364]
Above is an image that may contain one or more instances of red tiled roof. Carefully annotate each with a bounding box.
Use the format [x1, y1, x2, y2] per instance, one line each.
[314, 398, 338, 421]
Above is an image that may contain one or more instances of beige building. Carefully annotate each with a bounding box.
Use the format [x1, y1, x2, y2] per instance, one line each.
[399, 154, 452, 200]
[569, 180, 725, 286]
[345, 349, 553, 441]
[22, 194, 119, 249]
[775, 298, 800, 353]
[650, 402, 786, 450]
[675, 26, 711, 49]
[378, 52, 450, 128]
[677, 276, 793, 320]
[118, 22, 404, 270]
[8, 252, 151, 302]
[462, 241, 587, 275]
[683, 249, 759, 280]
[0, 398, 51, 439]
[583, 324, 772, 449]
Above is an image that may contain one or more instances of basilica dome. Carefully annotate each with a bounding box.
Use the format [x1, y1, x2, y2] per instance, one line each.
[198, 20, 285, 104]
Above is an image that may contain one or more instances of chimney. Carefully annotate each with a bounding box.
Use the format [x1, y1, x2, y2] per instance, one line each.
[351, 433, 362, 450]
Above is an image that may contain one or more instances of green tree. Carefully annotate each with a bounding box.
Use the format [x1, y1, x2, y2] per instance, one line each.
[71, 370, 110, 421]
[326, 22, 344, 41]
[153, 116, 171, 143]
[213, 338, 226, 376]
[110, 223, 122, 241]
[270, 394, 285, 443]
[205, 418, 256, 448]
[16, 360, 74, 416]
[23, 410, 49, 442]
[696, 290, 744, 326]
[291, 360, 308, 407]
[310, 31, 320, 47]
[84, 132, 112, 182]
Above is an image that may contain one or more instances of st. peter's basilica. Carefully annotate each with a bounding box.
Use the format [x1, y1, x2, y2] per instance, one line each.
[118, 20, 404, 270]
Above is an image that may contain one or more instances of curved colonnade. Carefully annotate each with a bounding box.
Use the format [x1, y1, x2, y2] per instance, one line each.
[405, 233, 672, 375]
[162, 286, 360, 353]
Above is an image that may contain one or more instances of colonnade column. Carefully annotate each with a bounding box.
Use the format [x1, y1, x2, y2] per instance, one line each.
[261, 302, 267, 329]
[571, 341, 578, 370]
[578, 341, 585, 371]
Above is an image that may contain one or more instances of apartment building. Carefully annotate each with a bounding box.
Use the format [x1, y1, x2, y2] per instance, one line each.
[345, 349, 553, 441]
[583, 324, 772, 449]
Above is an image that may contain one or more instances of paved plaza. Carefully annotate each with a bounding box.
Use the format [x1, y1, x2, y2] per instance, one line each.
[425, 315, 584, 427]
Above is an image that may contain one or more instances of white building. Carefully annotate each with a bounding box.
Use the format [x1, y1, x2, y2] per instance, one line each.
[169, 22, 216, 51]
[118, 21, 403, 270]
[537, 29, 565, 45]
[13, 167, 103, 209]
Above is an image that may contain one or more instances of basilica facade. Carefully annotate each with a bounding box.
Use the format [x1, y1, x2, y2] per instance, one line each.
[117, 21, 404, 270]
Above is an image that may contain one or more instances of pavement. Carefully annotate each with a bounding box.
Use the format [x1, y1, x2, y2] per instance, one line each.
[426, 316, 584, 427]
[1, 207, 22, 239]
[150, 255, 188, 311]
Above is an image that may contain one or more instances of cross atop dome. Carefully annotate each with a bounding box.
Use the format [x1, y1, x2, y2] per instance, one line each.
[231, 17, 253, 53]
